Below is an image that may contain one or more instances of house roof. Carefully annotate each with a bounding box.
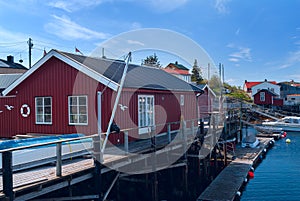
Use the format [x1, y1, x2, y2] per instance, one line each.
[0, 59, 27, 70]
[3, 49, 203, 96]
[163, 68, 191, 75]
[166, 62, 189, 71]
[0, 74, 22, 90]
[253, 89, 278, 96]
[193, 84, 216, 97]
[244, 81, 277, 89]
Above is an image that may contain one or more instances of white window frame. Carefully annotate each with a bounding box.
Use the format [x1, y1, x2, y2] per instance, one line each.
[138, 95, 155, 134]
[260, 92, 265, 102]
[35, 97, 52, 125]
[68, 95, 88, 125]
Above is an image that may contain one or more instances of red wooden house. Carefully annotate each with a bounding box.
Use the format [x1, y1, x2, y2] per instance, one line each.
[253, 89, 283, 107]
[0, 50, 203, 142]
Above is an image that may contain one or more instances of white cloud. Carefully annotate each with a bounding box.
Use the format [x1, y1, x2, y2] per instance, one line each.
[278, 50, 300, 69]
[228, 44, 252, 63]
[48, 0, 108, 12]
[214, 0, 231, 14]
[228, 57, 239, 62]
[45, 15, 110, 40]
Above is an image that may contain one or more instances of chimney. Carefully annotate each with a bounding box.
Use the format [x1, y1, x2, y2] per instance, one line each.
[264, 79, 267, 82]
[175, 61, 178, 65]
[245, 80, 247, 83]
[7, 55, 14, 63]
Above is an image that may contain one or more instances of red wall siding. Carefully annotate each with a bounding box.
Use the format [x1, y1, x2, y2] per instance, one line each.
[4, 57, 114, 137]
[254, 91, 273, 105]
[1, 57, 198, 140]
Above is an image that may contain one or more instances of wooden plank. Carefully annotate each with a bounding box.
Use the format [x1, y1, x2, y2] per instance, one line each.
[197, 137, 272, 201]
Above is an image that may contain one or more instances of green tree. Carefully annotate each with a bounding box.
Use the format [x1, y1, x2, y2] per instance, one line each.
[141, 53, 161, 68]
[191, 59, 204, 84]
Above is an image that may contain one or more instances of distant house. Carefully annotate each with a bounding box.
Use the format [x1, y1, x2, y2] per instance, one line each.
[0, 74, 23, 94]
[243, 79, 277, 98]
[0, 55, 28, 95]
[285, 94, 300, 105]
[0, 55, 28, 74]
[0, 49, 203, 140]
[163, 61, 191, 83]
[278, 82, 300, 105]
[253, 89, 283, 107]
[195, 84, 216, 119]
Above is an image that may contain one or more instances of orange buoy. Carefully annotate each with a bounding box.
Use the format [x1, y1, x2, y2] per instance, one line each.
[248, 171, 254, 179]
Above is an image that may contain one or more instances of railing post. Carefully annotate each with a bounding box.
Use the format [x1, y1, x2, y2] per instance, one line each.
[167, 123, 171, 143]
[56, 142, 62, 177]
[2, 151, 14, 201]
[124, 131, 129, 154]
[93, 135, 103, 201]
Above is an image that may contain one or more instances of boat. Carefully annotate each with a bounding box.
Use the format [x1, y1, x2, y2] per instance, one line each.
[0, 134, 93, 171]
[242, 135, 260, 148]
[262, 116, 300, 132]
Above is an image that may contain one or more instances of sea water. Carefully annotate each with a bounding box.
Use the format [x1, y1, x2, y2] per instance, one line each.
[241, 132, 300, 201]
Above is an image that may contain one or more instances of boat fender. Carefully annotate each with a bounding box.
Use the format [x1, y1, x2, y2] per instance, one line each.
[236, 191, 241, 196]
[244, 178, 248, 183]
[250, 166, 255, 172]
[248, 171, 254, 179]
[286, 138, 291, 143]
[20, 104, 30, 117]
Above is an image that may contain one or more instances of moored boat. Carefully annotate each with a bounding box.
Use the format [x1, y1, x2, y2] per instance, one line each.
[262, 116, 300, 132]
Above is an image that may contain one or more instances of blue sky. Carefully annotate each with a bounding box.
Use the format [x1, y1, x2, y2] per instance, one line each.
[0, 0, 300, 87]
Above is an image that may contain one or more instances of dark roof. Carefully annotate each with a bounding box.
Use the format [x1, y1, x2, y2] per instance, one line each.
[0, 74, 22, 91]
[60, 51, 203, 92]
[0, 59, 27, 70]
[253, 89, 278, 96]
[167, 62, 189, 71]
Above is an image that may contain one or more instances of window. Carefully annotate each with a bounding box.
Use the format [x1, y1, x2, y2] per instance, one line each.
[260, 92, 265, 102]
[138, 95, 155, 134]
[35, 97, 52, 124]
[180, 95, 185, 106]
[68, 96, 88, 125]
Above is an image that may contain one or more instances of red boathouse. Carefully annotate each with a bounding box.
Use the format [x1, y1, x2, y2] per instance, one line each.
[0, 50, 204, 142]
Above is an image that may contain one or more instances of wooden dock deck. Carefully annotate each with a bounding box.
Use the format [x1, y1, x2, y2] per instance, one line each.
[197, 137, 274, 201]
[0, 122, 204, 200]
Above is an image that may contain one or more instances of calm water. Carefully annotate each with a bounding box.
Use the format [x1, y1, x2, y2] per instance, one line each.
[241, 132, 300, 201]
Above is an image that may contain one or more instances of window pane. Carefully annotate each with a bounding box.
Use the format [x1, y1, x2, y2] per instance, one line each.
[79, 115, 87, 123]
[36, 115, 44, 122]
[44, 98, 51, 106]
[70, 106, 78, 115]
[44, 115, 52, 123]
[69, 97, 77, 105]
[44, 106, 51, 114]
[36, 98, 43, 106]
[79, 97, 86, 105]
[79, 106, 87, 114]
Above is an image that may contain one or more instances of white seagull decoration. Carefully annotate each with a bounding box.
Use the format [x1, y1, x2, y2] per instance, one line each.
[119, 104, 128, 111]
[5, 105, 14, 110]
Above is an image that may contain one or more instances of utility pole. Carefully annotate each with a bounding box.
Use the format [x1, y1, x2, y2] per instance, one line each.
[27, 38, 33, 68]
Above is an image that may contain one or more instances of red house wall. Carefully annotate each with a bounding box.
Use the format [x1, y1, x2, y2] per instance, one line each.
[0, 57, 198, 141]
[2, 57, 114, 137]
[254, 91, 273, 105]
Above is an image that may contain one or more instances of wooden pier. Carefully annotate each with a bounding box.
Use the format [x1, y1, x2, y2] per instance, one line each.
[0, 119, 222, 201]
[197, 137, 274, 201]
